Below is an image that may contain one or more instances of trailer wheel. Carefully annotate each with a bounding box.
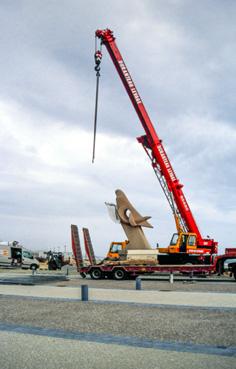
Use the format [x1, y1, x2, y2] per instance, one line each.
[113, 268, 126, 280]
[90, 268, 103, 280]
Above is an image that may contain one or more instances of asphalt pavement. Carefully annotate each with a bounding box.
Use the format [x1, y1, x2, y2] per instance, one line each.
[0, 296, 235, 346]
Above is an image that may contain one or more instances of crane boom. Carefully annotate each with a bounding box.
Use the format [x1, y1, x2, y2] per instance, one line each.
[95, 28, 217, 252]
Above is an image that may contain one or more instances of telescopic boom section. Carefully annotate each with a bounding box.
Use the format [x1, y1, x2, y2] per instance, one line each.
[96, 29, 217, 251]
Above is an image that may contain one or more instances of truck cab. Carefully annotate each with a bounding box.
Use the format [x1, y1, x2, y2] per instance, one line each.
[159, 232, 197, 254]
[21, 248, 39, 269]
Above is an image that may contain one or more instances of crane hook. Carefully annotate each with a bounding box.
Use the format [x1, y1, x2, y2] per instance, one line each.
[94, 50, 102, 73]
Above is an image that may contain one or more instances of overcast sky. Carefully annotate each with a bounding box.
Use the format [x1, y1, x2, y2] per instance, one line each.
[0, 0, 235, 255]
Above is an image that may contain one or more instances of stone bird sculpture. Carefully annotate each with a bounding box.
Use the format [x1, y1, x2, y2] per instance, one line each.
[115, 189, 153, 250]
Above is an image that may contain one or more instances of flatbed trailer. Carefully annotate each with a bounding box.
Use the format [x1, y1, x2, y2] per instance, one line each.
[71, 225, 236, 281]
[79, 255, 236, 281]
[79, 264, 215, 280]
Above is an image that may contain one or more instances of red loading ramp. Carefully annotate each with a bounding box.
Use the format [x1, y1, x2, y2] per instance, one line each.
[82, 228, 96, 265]
[71, 225, 84, 270]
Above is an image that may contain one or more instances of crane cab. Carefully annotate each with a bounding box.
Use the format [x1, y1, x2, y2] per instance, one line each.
[106, 241, 129, 260]
[159, 232, 197, 254]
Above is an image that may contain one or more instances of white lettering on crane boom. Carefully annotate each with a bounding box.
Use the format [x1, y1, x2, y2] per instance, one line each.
[118, 60, 142, 105]
[157, 145, 176, 182]
[180, 195, 189, 212]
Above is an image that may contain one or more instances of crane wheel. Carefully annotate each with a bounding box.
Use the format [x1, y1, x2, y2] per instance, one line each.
[90, 268, 103, 280]
[113, 268, 127, 280]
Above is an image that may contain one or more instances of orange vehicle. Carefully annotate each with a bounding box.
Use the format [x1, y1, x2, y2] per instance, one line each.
[106, 241, 128, 260]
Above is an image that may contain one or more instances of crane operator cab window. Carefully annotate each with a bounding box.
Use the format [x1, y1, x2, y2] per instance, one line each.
[188, 235, 196, 247]
[110, 244, 123, 253]
[170, 233, 179, 246]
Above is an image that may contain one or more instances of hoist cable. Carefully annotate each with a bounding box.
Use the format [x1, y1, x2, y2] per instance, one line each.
[92, 39, 102, 163]
[92, 70, 100, 163]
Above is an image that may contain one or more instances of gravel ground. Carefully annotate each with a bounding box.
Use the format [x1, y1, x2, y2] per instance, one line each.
[53, 276, 236, 293]
[0, 295, 235, 346]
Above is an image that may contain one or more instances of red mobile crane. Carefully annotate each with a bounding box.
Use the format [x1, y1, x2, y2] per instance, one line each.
[93, 29, 217, 264]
